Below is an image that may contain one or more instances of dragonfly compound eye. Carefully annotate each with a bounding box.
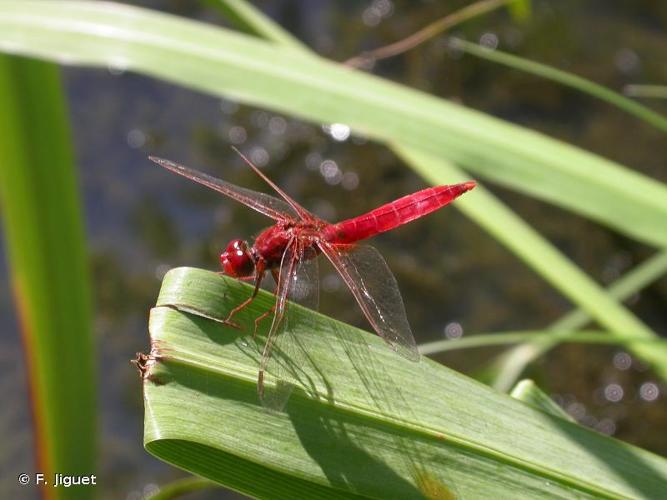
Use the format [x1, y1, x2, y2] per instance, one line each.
[220, 239, 255, 277]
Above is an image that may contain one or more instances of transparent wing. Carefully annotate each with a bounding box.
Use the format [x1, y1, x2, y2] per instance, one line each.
[318, 242, 419, 361]
[149, 156, 299, 221]
[232, 147, 319, 223]
[258, 242, 320, 411]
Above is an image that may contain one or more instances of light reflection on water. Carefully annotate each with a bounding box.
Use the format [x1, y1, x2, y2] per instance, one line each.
[639, 382, 660, 402]
[444, 322, 464, 340]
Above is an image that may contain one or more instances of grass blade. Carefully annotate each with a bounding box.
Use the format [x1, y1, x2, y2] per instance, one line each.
[449, 38, 667, 134]
[1, 2, 667, 248]
[492, 250, 667, 391]
[203, 0, 308, 52]
[394, 146, 667, 381]
[0, 55, 95, 498]
[344, 0, 518, 67]
[419, 330, 667, 355]
[510, 380, 573, 422]
[142, 267, 667, 499]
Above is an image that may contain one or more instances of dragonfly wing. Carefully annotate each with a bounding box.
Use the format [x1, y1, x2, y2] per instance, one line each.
[318, 242, 419, 361]
[258, 241, 319, 411]
[149, 156, 299, 221]
[232, 147, 319, 223]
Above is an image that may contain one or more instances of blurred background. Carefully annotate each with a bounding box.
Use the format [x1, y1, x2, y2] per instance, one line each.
[1, 0, 666, 498]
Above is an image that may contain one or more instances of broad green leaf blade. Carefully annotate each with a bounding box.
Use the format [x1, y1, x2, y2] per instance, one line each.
[2, 2, 667, 248]
[450, 39, 667, 134]
[394, 146, 667, 381]
[0, 55, 95, 497]
[510, 380, 573, 422]
[142, 267, 667, 499]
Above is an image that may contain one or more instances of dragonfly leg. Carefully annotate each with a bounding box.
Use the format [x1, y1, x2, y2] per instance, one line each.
[251, 268, 281, 337]
[253, 305, 277, 338]
[224, 261, 266, 329]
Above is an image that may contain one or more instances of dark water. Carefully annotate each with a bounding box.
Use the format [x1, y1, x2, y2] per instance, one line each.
[1, 1, 666, 498]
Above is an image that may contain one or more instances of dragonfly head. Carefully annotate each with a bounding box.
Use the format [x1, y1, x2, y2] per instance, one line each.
[220, 239, 255, 277]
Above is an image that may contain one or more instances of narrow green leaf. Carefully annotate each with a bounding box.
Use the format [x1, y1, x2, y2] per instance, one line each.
[343, 0, 519, 67]
[510, 380, 573, 422]
[2, 2, 667, 248]
[142, 268, 667, 499]
[418, 330, 667, 355]
[394, 146, 667, 381]
[449, 38, 667, 134]
[203, 0, 307, 52]
[492, 250, 667, 391]
[0, 55, 95, 498]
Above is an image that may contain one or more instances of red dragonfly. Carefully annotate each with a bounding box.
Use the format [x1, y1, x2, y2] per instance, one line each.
[150, 149, 475, 409]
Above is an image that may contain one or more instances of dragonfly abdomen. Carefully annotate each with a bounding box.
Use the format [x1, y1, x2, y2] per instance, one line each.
[323, 182, 475, 244]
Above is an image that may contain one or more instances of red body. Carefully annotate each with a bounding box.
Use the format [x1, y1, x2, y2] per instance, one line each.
[252, 182, 476, 269]
[322, 182, 476, 244]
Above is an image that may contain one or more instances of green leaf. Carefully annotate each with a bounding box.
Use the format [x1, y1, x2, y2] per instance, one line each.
[202, 0, 308, 52]
[510, 380, 573, 422]
[394, 146, 667, 381]
[418, 330, 667, 355]
[0, 55, 95, 497]
[2, 1, 667, 249]
[449, 38, 667, 134]
[342, 0, 520, 67]
[492, 250, 667, 391]
[142, 268, 667, 499]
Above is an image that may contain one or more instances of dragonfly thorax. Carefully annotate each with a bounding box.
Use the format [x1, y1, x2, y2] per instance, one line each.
[220, 239, 255, 277]
[253, 222, 323, 269]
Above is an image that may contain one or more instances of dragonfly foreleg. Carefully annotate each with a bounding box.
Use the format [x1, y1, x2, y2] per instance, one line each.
[224, 260, 267, 329]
